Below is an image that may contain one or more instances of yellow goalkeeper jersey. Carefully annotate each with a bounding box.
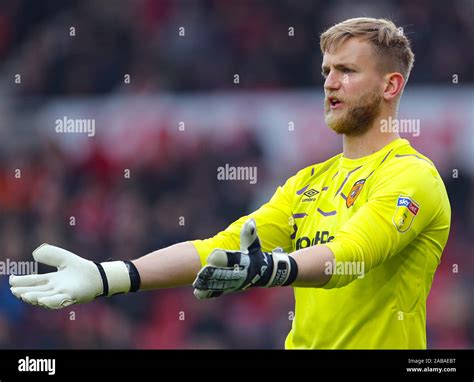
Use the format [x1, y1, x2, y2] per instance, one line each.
[191, 138, 451, 349]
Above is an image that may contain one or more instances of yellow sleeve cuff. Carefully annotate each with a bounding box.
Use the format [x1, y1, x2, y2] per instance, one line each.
[189, 240, 212, 267]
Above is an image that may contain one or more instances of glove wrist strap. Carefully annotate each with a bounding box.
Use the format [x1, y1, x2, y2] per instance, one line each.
[265, 252, 298, 287]
[283, 256, 298, 286]
[97, 261, 133, 297]
[124, 260, 141, 292]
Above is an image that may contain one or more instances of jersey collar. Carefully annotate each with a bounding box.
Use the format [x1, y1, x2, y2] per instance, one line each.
[339, 138, 410, 169]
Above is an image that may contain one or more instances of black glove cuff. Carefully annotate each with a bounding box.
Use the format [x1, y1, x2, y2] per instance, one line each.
[124, 260, 141, 292]
[282, 256, 298, 286]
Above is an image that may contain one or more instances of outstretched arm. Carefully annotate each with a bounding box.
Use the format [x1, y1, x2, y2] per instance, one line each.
[9, 241, 202, 309]
[132, 242, 201, 290]
[10, 222, 335, 308]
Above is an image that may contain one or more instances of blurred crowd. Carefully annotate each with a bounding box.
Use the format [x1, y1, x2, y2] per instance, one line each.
[0, 0, 473, 96]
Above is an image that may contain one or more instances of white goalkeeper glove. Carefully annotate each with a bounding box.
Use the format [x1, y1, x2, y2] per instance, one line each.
[193, 218, 298, 299]
[9, 244, 141, 309]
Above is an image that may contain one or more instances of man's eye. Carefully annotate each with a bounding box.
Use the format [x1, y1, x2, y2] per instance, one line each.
[342, 68, 354, 73]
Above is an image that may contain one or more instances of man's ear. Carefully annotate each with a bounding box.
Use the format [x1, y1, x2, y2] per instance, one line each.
[382, 72, 405, 101]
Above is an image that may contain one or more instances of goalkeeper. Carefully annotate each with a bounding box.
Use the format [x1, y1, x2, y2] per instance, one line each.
[10, 17, 451, 349]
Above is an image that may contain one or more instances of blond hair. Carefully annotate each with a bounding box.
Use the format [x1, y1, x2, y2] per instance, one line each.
[320, 17, 415, 81]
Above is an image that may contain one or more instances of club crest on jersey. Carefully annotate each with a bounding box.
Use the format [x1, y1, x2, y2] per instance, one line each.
[346, 179, 366, 208]
[392, 196, 420, 233]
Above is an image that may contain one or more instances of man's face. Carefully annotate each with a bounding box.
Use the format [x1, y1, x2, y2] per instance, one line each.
[322, 38, 384, 136]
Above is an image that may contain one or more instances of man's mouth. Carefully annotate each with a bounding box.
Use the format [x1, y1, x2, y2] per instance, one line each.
[327, 96, 343, 110]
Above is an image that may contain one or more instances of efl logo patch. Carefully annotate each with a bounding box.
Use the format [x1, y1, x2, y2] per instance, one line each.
[346, 179, 365, 208]
[392, 196, 420, 233]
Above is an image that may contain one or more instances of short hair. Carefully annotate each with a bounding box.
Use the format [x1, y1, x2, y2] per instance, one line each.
[320, 17, 415, 81]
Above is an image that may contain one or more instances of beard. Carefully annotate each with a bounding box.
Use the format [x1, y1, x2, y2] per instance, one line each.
[325, 88, 383, 136]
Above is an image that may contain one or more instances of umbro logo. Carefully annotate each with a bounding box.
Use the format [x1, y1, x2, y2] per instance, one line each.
[302, 189, 319, 202]
[304, 189, 318, 197]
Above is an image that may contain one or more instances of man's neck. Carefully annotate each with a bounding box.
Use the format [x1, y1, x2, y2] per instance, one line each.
[342, 113, 400, 159]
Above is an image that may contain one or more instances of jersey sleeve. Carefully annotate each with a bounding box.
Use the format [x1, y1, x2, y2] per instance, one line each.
[323, 162, 449, 289]
[190, 175, 297, 266]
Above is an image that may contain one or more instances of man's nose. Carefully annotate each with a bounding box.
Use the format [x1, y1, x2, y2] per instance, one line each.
[324, 71, 341, 92]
